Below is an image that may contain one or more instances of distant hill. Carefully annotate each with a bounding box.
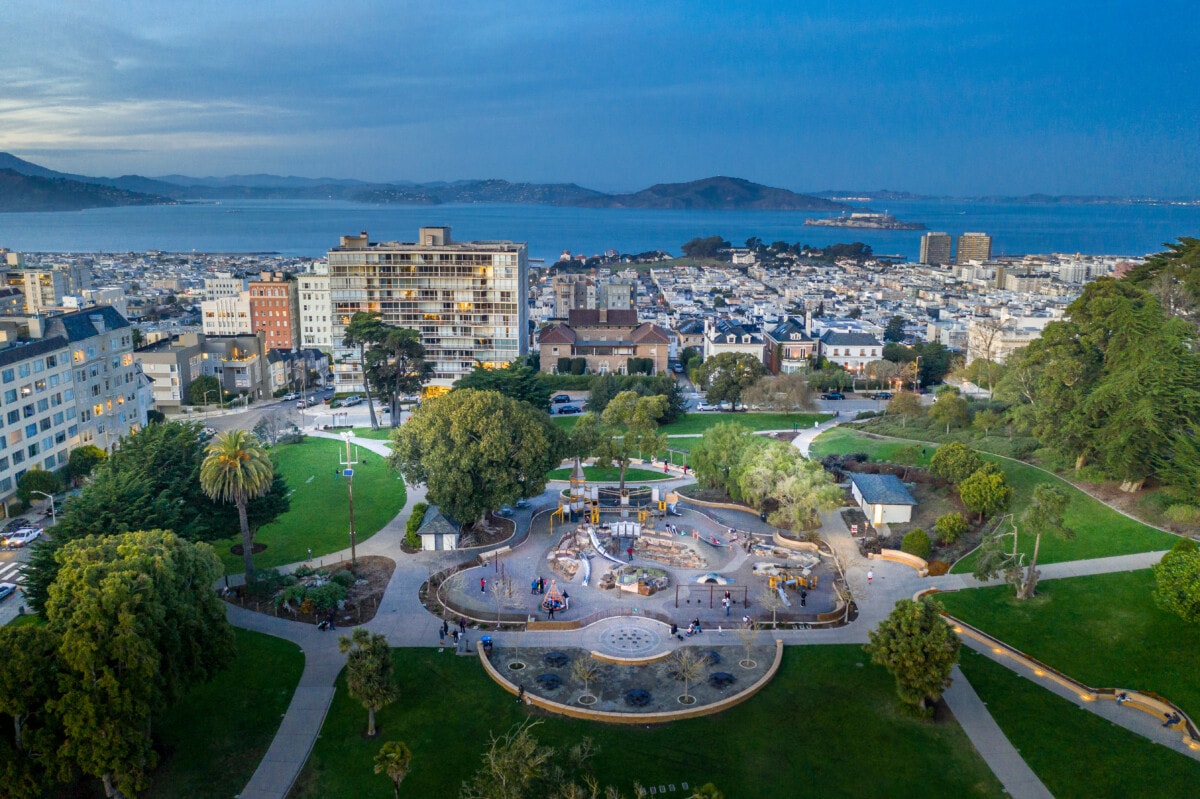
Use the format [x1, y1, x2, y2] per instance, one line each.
[0, 169, 171, 212]
[572, 176, 847, 211]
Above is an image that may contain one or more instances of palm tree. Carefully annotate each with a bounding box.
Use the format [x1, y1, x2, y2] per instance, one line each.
[200, 429, 274, 581]
[374, 740, 413, 798]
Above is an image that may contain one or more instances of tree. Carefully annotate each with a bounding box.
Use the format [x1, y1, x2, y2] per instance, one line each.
[975, 484, 1073, 599]
[65, 444, 107, 484]
[23, 423, 289, 613]
[390, 389, 564, 529]
[864, 598, 960, 715]
[375, 740, 413, 799]
[1125, 237, 1200, 319]
[735, 620, 760, 667]
[741, 373, 814, 413]
[912, 342, 956, 386]
[570, 657, 601, 699]
[460, 720, 624, 799]
[958, 465, 1012, 521]
[489, 576, 518, 628]
[187, 374, 222, 406]
[882, 342, 916, 364]
[666, 648, 707, 704]
[864, 359, 900, 386]
[900, 529, 931, 560]
[928, 391, 969, 434]
[588, 372, 622, 415]
[736, 441, 841, 528]
[886, 391, 924, 428]
[252, 410, 289, 447]
[200, 429, 275, 580]
[689, 422, 755, 496]
[0, 624, 61, 754]
[972, 408, 1003, 437]
[46, 530, 234, 799]
[680, 235, 729, 260]
[340, 628, 399, 737]
[365, 327, 432, 423]
[455, 362, 550, 411]
[16, 468, 62, 506]
[1153, 540, 1200, 625]
[593, 391, 667, 490]
[934, 513, 969, 545]
[692, 352, 766, 409]
[928, 443, 983, 485]
[343, 311, 389, 430]
[680, 346, 702, 372]
[883, 315, 906, 342]
[756, 585, 787, 627]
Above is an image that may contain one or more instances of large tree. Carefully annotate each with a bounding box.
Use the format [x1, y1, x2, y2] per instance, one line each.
[740, 372, 814, 413]
[46, 530, 234, 799]
[1125, 237, 1200, 325]
[975, 484, 1073, 599]
[593, 391, 668, 490]
[958, 465, 1013, 521]
[865, 598, 960, 716]
[22, 423, 289, 612]
[65, 444, 107, 485]
[928, 390, 969, 434]
[200, 429, 276, 580]
[454, 362, 551, 411]
[390, 389, 564, 528]
[16, 467, 62, 506]
[343, 311, 390, 429]
[1153, 540, 1200, 625]
[365, 327, 432, 423]
[886, 391, 924, 427]
[692, 352, 766, 409]
[187, 374, 222, 407]
[883, 315, 906, 342]
[340, 628, 399, 738]
[689, 422, 757, 497]
[0, 624, 63, 797]
[735, 441, 841, 528]
[928, 442, 984, 485]
[375, 740, 414, 799]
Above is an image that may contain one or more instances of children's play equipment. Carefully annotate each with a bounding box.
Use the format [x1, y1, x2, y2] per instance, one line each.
[541, 579, 568, 614]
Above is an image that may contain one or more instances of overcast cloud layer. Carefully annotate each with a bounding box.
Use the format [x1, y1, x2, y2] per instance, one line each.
[0, 1, 1196, 195]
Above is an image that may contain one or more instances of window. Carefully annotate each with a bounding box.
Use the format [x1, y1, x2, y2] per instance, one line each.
[33, 360, 44, 373]
[34, 379, 46, 393]
[17, 364, 30, 378]
[0, 478, 10, 493]
[2, 390, 14, 404]
[25, 424, 36, 438]
[26, 443, 38, 457]
[45, 354, 56, 368]
[48, 374, 59, 387]
[54, 431, 66, 445]
[53, 412, 63, 425]
[0, 457, 7, 471]
[5, 411, 16, 425]
[22, 404, 34, 418]
[39, 419, 50, 432]
[0, 369, 11, 383]
[36, 399, 47, 412]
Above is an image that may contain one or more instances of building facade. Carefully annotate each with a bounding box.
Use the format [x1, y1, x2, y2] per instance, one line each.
[204, 274, 249, 301]
[248, 272, 300, 352]
[956, 232, 993, 263]
[764, 318, 815, 374]
[818, 330, 883, 373]
[328, 228, 529, 392]
[298, 263, 333, 351]
[0, 337, 78, 502]
[537, 309, 670, 375]
[200, 294, 253, 336]
[919, 232, 953, 265]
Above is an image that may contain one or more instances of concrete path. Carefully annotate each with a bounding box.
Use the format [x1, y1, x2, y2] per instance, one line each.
[943, 665, 1055, 799]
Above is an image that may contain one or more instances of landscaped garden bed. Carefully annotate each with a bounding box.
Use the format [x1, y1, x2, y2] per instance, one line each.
[224, 555, 395, 627]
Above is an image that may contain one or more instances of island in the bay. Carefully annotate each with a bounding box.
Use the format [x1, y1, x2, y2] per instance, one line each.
[805, 211, 927, 230]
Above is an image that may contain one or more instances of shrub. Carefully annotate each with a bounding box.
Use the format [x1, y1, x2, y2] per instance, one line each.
[556, 357, 572, 375]
[1171, 538, 1198, 554]
[1074, 465, 1110, 483]
[934, 512, 969, 545]
[900, 529, 932, 560]
[854, 410, 879, 420]
[5, 500, 22, 516]
[569, 357, 588, 375]
[294, 565, 316, 578]
[1165, 505, 1200, 526]
[330, 571, 355, 588]
[405, 502, 429, 549]
[307, 582, 348, 613]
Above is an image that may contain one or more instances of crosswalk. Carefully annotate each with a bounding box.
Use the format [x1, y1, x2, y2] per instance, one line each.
[0, 561, 25, 585]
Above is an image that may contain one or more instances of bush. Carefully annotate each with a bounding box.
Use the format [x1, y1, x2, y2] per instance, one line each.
[294, 565, 316, 579]
[306, 582, 348, 613]
[1171, 538, 1198, 553]
[556, 357, 572, 375]
[934, 513, 969, 545]
[5, 500, 22, 516]
[1074, 465, 1110, 483]
[854, 410, 880, 420]
[405, 502, 429, 549]
[1165, 505, 1200, 526]
[569, 357, 587, 375]
[330, 571, 355, 588]
[900, 529, 932, 560]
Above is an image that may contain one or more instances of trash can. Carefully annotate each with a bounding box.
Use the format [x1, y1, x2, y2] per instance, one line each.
[481, 635, 493, 657]
[760, 510, 768, 522]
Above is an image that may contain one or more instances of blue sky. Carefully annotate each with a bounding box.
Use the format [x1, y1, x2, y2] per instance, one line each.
[0, 1, 1196, 195]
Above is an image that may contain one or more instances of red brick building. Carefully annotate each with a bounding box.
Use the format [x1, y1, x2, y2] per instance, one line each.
[248, 272, 300, 352]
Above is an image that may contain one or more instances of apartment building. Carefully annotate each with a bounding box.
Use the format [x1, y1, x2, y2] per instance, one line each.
[328, 228, 528, 392]
[9, 264, 92, 313]
[248, 272, 300, 352]
[200, 293, 253, 336]
[204, 274, 249, 301]
[298, 262, 332, 351]
[919, 232, 953, 265]
[956, 232, 993, 264]
[0, 337, 78, 503]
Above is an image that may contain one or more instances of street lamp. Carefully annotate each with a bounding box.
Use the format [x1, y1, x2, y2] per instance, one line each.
[339, 432, 359, 565]
[30, 490, 55, 526]
[913, 355, 922, 393]
[203, 389, 221, 419]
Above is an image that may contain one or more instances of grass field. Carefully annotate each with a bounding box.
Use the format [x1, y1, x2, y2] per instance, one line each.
[811, 428, 1177, 570]
[291, 646, 1004, 798]
[213, 437, 407, 573]
[938, 570, 1200, 718]
[351, 426, 396, 441]
[553, 411, 830, 435]
[546, 466, 672, 482]
[145, 628, 304, 798]
[958, 648, 1200, 798]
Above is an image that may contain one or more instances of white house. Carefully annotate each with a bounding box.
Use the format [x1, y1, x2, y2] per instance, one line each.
[850, 473, 917, 526]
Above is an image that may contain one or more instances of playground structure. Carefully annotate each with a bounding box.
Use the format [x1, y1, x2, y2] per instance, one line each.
[541, 579, 568, 613]
[551, 460, 680, 529]
[600, 565, 671, 595]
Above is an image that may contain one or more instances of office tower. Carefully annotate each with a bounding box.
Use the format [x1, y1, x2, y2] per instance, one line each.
[328, 228, 528, 392]
[956, 232, 993, 264]
[919, 232, 952, 265]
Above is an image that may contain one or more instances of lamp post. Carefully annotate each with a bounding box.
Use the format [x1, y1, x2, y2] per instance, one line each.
[339, 431, 359, 565]
[30, 490, 55, 526]
[203, 389, 220, 420]
[913, 355, 922, 393]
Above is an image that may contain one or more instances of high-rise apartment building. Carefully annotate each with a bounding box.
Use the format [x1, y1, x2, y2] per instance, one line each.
[298, 262, 332, 351]
[919, 232, 953, 265]
[956, 232, 993, 264]
[328, 228, 528, 392]
[248, 272, 300, 351]
[598, 278, 637, 311]
[204, 274, 249, 301]
[552, 274, 595, 318]
[10, 264, 93, 313]
[200, 294, 253, 336]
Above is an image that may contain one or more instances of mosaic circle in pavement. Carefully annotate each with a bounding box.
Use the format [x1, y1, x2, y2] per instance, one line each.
[598, 625, 661, 654]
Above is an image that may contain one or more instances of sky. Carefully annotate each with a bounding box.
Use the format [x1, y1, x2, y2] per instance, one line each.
[0, 1, 1197, 196]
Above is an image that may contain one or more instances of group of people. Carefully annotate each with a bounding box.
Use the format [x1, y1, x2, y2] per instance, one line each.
[530, 576, 547, 595]
[437, 618, 469, 646]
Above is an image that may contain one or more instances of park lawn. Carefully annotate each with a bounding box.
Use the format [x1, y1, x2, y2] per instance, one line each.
[554, 412, 831, 436]
[937, 570, 1200, 719]
[957, 648, 1200, 798]
[810, 428, 1177, 571]
[290, 646, 1004, 799]
[351, 426, 396, 441]
[144, 628, 304, 799]
[546, 466, 672, 482]
[214, 437, 407, 574]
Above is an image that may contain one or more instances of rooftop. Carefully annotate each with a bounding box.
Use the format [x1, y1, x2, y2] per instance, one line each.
[850, 473, 917, 506]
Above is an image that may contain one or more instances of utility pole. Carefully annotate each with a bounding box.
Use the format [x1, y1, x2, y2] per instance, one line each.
[340, 431, 359, 565]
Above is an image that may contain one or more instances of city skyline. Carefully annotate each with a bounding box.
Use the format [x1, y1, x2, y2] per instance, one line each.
[0, 2, 1197, 197]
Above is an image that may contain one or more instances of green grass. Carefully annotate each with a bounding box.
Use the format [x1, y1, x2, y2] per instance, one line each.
[291, 646, 1004, 798]
[811, 428, 1177, 570]
[938, 570, 1200, 718]
[351, 426, 396, 441]
[546, 466, 672, 482]
[958, 648, 1200, 798]
[145, 628, 304, 798]
[213, 438, 407, 573]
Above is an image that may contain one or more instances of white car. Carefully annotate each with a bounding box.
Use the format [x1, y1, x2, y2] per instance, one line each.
[695, 402, 718, 412]
[3, 527, 41, 548]
[282, 392, 300, 401]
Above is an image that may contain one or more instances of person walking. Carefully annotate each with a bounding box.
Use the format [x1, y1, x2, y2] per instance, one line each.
[723, 596, 731, 616]
[442, 619, 449, 637]
[438, 626, 445, 644]
[459, 617, 466, 634]
[480, 577, 487, 593]
[531, 577, 538, 595]
[867, 569, 873, 585]
[627, 546, 634, 561]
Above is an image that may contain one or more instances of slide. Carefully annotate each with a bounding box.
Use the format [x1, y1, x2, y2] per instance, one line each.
[777, 586, 792, 607]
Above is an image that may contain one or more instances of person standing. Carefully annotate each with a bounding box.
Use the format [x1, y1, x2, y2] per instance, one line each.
[867, 569, 873, 585]
[438, 626, 445, 644]
[459, 617, 466, 634]
[480, 577, 487, 593]
[627, 546, 634, 561]
[442, 619, 449, 637]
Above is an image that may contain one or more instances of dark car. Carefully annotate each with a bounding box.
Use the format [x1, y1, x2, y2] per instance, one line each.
[552, 394, 572, 404]
[821, 392, 845, 400]
[871, 391, 893, 400]
[0, 583, 16, 602]
[558, 405, 582, 414]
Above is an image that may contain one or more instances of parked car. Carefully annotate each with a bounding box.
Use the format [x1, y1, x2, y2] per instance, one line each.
[342, 395, 363, 406]
[820, 392, 845, 400]
[0, 583, 16, 602]
[515, 498, 531, 509]
[558, 405, 582, 414]
[551, 394, 572, 404]
[497, 505, 515, 517]
[696, 402, 718, 412]
[282, 392, 300, 401]
[296, 399, 311, 409]
[3, 528, 41, 548]
[870, 391, 893, 400]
